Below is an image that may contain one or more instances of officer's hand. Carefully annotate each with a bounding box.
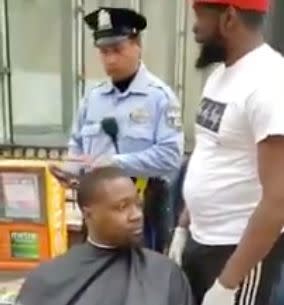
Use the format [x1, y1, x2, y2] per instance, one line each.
[202, 280, 237, 305]
[49, 164, 68, 183]
[168, 227, 188, 266]
[92, 156, 115, 168]
[49, 164, 78, 189]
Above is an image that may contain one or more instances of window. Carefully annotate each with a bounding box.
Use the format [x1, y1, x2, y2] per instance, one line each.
[1, 0, 75, 147]
[141, 0, 178, 87]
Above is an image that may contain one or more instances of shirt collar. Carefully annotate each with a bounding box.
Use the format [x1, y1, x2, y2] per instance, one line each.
[87, 236, 117, 249]
[101, 62, 149, 95]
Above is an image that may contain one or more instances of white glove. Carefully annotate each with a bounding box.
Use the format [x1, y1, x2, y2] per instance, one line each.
[168, 227, 188, 266]
[202, 280, 237, 305]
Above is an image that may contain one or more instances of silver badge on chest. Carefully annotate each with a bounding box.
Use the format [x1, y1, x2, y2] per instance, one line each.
[130, 108, 150, 124]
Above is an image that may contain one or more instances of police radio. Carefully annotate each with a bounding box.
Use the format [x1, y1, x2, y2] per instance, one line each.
[101, 117, 119, 153]
[101, 117, 148, 198]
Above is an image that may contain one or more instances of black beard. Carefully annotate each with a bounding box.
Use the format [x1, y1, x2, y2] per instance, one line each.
[195, 43, 226, 69]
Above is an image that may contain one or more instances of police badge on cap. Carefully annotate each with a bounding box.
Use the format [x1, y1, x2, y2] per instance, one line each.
[84, 7, 147, 47]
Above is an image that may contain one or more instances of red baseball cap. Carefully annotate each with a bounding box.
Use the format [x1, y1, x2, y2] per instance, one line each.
[193, 0, 269, 12]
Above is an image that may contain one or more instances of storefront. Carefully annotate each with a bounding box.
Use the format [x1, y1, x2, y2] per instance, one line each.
[0, 0, 282, 152]
[0, 0, 187, 148]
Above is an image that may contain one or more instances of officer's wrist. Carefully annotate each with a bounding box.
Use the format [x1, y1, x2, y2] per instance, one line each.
[112, 154, 126, 167]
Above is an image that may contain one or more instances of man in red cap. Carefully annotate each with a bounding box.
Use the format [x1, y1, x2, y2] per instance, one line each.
[169, 0, 284, 304]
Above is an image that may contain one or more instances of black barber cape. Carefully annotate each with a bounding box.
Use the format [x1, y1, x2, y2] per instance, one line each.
[17, 242, 195, 305]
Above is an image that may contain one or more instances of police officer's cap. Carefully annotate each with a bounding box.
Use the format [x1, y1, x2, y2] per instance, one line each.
[84, 7, 147, 47]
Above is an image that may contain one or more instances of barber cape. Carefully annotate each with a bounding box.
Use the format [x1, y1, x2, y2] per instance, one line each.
[16, 242, 195, 305]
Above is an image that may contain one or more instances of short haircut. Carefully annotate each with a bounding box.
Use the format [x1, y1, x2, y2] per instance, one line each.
[236, 9, 265, 29]
[202, 3, 265, 29]
[77, 166, 129, 209]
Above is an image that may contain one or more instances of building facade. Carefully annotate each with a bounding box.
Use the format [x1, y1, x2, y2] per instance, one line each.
[0, 0, 282, 152]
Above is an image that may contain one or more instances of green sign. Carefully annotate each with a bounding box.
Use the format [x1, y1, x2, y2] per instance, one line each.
[10, 232, 39, 260]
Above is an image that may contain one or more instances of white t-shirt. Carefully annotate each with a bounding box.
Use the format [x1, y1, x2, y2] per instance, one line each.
[183, 44, 284, 245]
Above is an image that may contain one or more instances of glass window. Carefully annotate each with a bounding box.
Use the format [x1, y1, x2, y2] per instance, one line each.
[141, 0, 177, 87]
[7, 0, 72, 146]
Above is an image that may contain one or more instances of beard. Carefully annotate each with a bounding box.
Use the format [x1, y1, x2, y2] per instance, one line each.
[195, 42, 226, 69]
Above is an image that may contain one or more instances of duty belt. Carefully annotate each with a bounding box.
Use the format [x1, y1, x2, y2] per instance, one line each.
[131, 177, 148, 198]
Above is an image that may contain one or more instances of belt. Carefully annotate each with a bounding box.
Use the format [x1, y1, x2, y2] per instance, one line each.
[131, 177, 148, 198]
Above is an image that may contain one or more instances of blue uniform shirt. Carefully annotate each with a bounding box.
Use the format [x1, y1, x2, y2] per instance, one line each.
[68, 64, 183, 178]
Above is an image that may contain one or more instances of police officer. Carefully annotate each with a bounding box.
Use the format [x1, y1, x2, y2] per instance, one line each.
[51, 7, 183, 252]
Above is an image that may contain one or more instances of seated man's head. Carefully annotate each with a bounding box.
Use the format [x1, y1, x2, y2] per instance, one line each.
[77, 167, 143, 248]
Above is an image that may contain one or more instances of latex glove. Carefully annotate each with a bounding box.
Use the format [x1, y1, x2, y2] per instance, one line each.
[168, 227, 188, 266]
[202, 280, 237, 305]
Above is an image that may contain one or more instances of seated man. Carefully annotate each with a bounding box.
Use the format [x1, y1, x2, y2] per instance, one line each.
[16, 167, 195, 305]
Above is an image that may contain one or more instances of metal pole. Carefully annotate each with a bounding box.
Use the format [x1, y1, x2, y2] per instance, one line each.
[174, 0, 188, 109]
[74, 0, 85, 102]
[3, 0, 13, 144]
[81, 0, 85, 97]
[0, 0, 6, 142]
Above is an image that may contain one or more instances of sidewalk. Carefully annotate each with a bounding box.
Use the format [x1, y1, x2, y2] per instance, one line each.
[0, 272, 27, 305]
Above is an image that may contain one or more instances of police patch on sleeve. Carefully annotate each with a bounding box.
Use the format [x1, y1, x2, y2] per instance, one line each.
[166, 104, 182, 129]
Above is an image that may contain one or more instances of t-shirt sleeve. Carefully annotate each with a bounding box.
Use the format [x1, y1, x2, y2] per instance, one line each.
[246, 78, 284, 143]
[168, 264, 196, 305]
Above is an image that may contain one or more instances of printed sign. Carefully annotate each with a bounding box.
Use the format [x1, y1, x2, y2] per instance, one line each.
[10, 232, 40, 260]
[0, 173, 41, 220]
